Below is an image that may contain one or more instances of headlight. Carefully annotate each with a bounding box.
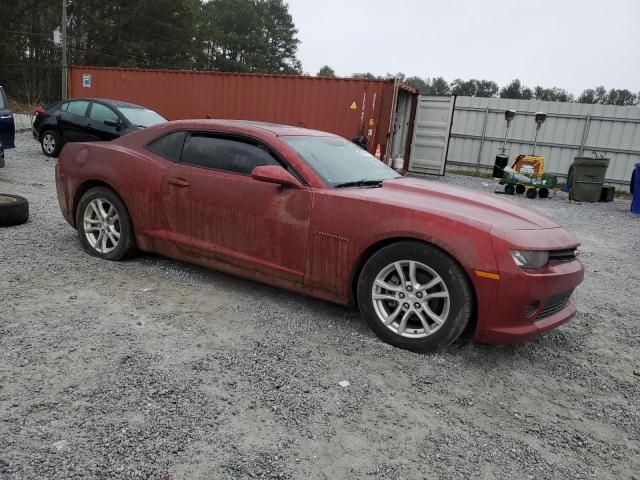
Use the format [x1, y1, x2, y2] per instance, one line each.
[510, 250, 549, 269]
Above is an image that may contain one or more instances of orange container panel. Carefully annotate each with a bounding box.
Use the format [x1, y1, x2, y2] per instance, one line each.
[69, 67, 416, 156]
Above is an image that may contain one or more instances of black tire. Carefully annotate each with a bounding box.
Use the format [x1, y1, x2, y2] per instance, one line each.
[505, 184, 515, 195]
[539, 188, 549, 199]
[515, 184, 526, 194]
[357, 241, 474, 353]
[40, 129, 62, 157]
[526, 188, 538, 199]
[75, 187, 136, 261]
[0, 194, 29, 227]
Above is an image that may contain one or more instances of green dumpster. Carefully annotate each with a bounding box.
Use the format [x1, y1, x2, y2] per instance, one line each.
[570, 157, 610, 202]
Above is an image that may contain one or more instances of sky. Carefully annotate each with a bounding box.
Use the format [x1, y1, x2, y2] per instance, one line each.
[287, 0, 640, 95]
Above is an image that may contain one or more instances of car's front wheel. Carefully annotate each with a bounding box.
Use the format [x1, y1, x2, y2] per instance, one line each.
[76, 187, 136, 261]
[357, 241, 473, 353]
[40, 130, 62, 157]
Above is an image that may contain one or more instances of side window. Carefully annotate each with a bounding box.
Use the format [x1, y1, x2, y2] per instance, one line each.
[89, 103, 119, 124]
[66, 100, 89, 117]
[181, 133, 280, 175]
[60, 102, 69, 112]
[147, 131, 186, 162]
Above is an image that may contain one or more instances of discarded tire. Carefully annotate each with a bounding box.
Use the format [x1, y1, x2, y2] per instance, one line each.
[0, 194, 29, 227]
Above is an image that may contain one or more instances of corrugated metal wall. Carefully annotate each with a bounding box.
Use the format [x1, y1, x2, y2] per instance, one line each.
[69, 67, 415, 156]
[448, 96, 640, 185]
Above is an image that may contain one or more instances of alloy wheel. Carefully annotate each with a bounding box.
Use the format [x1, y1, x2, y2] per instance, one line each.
[371, 260, 450, 338]
[83, 198, 121, 254]
[42, 133, 56, 154]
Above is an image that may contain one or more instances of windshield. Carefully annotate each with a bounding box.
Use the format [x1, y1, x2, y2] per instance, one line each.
[281, 135, 400, 187]
[117, 107, 166, 127]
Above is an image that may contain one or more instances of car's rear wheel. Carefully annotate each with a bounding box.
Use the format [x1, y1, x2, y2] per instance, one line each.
[76, 187, 136, 261]
[357, 241, 473, 353]
[40, 130, 62, 157]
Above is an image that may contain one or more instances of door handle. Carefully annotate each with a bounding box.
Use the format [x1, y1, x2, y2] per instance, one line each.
[168, 178, 190, 187]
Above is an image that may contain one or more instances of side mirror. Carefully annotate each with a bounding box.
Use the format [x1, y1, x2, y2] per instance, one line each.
[251, 165, 302, 188]
[104, 119, 121, 130]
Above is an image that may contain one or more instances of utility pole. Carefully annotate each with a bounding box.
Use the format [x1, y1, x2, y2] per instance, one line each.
[61, 0, 68, 100]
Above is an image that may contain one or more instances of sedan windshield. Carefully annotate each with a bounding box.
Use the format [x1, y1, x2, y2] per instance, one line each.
[117, 107, 166, 128]
[281, 135, 400, 187]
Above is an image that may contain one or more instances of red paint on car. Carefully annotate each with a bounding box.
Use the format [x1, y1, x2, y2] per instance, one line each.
[55, 120, 584, 346]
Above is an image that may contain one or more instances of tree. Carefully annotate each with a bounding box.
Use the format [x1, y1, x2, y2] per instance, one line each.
[423, 77, 450, 95]
[450, 79, 498, 97]
[317, 65, 335, 77]
[576, 86, 637, 105]
[534, 86, 574, 102]
[254, 0, 302, 74]
[351, 72, 377, 79]
[577, 89, 597, 104]
[499, 79, 533, 100]
[383, 72, 406, 81]
[404, 76, 429, 93]
[197, 0, 301, 73]
[604, 89, 637, 106]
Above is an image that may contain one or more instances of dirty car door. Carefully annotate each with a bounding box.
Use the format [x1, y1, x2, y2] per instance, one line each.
[58, 100, 91, 142]
[86, 102, 123, 141]
[160, 132, 311, 282]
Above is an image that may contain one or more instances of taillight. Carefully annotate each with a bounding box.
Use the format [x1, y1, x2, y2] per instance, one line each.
[34, 107, 45, 116]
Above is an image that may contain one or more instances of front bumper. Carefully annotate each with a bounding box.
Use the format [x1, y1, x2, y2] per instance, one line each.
[474, 261, 583, 344]
[473, 227, 585, 344]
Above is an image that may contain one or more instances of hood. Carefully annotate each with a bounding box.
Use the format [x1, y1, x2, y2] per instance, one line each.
[340, 177, 560, 231]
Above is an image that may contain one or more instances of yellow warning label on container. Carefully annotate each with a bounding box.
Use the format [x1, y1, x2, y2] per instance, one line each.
[349, 101, 357, 110]
[369, 118, 374, 126]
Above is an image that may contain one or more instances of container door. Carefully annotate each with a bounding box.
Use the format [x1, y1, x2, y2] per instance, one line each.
[408, 96, 455, 175]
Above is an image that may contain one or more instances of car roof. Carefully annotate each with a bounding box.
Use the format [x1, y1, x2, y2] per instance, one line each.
[165, 119, 339, 137]
[67, 98, 149, 109]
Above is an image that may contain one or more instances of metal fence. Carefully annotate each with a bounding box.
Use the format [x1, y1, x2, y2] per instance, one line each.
[447, 96, 640, 186]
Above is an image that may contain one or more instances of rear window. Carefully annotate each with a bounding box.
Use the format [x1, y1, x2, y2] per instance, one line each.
[147, 131, 186, 162]
[67, 100, 89, 117]
[0, 88, 6, 109]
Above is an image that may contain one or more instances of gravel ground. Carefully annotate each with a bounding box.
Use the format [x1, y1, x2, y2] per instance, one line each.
[1, 132, 639, 479]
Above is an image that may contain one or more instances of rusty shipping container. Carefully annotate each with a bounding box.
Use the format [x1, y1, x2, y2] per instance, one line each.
[69, 66, 418, 161]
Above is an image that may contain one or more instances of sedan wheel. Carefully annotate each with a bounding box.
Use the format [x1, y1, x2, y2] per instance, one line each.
[83, 198, 121, 254]
[40, 130, 62, 157]
[76, 187, 136, 261]
[357, 241, 473, 353]
[372, 260, 450, 338]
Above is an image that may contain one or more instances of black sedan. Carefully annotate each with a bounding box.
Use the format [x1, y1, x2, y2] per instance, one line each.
[33, 98, 167, 157]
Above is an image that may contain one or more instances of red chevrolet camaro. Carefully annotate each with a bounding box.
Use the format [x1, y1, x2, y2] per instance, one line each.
[55, 120, 584, 352]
